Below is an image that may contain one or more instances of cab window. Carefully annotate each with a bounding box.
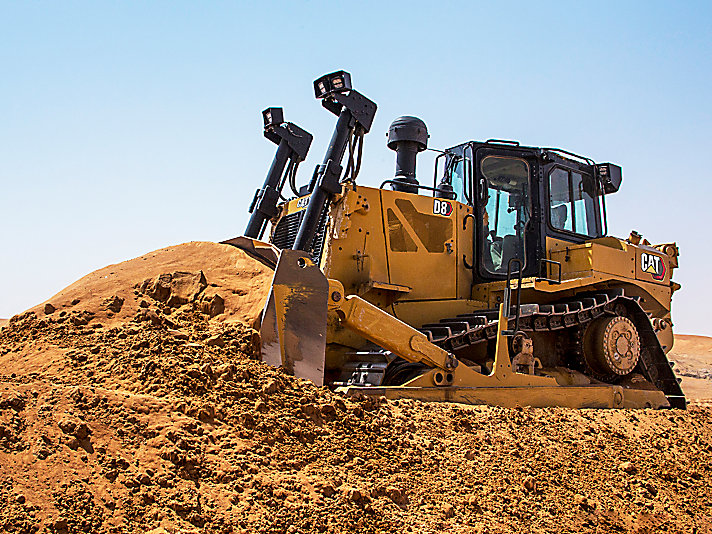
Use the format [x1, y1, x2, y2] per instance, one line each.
[548, 168, 600, 237]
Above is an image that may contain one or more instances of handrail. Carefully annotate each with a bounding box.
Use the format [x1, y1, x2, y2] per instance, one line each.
[502, 258, 523, 336]
[379, 180, 457, 199]
[462, 213, 476, 270]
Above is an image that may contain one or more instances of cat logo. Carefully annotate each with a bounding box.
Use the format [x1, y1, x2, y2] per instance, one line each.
[641, 252, 666, 281]
[433, 199, 453, 216]
[296, 196, 310, 210]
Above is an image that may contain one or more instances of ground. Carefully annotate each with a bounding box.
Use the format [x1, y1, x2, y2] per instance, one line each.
[1, 242, 710, 533]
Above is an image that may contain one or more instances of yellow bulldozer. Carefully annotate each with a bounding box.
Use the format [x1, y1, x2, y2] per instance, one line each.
[225, 70, 685, 409]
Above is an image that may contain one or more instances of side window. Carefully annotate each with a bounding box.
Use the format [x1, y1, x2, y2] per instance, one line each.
[450, 157, 465, 201]
[463, 145, 473, 202]
[549, 169, 573, 232]
[440, 147, 472, 203]
[548, 168, 600, 238]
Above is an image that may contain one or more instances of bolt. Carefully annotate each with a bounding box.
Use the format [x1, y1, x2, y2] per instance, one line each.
[331, 291, 342, 302]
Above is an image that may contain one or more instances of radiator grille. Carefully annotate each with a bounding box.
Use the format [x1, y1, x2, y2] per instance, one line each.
[270, 207, 329, 264]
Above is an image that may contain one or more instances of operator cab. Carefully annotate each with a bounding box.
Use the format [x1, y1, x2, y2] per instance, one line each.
[436, 140, 621, 283]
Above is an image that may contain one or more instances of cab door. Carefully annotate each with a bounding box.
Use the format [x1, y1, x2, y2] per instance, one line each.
[473, 145, 542, 281]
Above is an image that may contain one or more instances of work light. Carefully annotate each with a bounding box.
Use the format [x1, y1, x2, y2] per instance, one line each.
[262, 107, 284, 128]
[313, 71, 352, 99]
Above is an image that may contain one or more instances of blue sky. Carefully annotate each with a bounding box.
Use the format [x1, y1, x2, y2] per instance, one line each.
[1, 1, 711, 335]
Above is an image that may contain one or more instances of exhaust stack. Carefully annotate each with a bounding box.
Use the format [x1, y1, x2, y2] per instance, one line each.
[387, 116, 428, 194]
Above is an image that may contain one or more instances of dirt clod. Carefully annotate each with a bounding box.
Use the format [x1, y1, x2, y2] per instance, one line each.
[619, 461, 637, 474]
[522, 476, 536, 492]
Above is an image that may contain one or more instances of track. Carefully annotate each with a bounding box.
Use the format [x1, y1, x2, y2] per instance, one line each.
[414, 288, 686, 409]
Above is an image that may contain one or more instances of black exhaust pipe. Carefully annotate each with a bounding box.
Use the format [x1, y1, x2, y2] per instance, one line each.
[387, 116, 428, 194]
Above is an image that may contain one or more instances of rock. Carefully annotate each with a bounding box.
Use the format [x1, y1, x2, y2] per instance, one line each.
[200, 363, 214, 377]
[44, 303, 56, 315]
[144, 271, 207, 307]
[442, 502, 455, 518]
[205, 335, 225, 347]
[262, 379, 279, 395]
[146, 310, 162, 326]
[386, 486, 406, 505]
[314, 480, 336, 498]
[167, 329, 189, 340]
[465, 449, 476, 460]
[643, 481, 658, 496]
[139, 299, 149, 308]
[254, 400, 268, 412]
[70, 315, 89, 326]
[522, 476, 536, 493]
[574, 494, 589, 508]
[197, 292, 225, 317]
[53, 518, 69, 532]
[142, 274, 170, 301]
[15, 494, 25, 504]
[71, 298, 81, 305]
[344, 487, 362, 502]
[320, 403, 337, 418]
[619, 461, 637, 474]
[1, 390, 26, 411]
[103, 296, 125, 313]
[57, 418, 91, 440]
[198, 405, 215, 421]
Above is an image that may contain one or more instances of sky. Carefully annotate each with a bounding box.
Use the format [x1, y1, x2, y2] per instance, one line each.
[1, 1, 711, 335]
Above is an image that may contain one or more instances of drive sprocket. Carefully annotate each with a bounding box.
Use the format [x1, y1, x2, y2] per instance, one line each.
[582, 315, 640, 378]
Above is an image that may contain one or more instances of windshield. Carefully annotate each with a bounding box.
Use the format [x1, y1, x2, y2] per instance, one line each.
[481, 155, 530, 274]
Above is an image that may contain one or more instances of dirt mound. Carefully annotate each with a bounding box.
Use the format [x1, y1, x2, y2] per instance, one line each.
[0, 243, 711, 533]
[670, 334, 712, 406]
[26, 241, 273, 330]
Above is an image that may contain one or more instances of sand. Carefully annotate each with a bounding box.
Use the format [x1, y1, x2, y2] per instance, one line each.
[25, 241, 274, 330]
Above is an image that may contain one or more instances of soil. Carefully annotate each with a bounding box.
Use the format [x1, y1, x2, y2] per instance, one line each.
[1, 242, 711, 533]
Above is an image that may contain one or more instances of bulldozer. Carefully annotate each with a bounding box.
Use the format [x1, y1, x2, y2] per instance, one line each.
[225, 70, 685, 409]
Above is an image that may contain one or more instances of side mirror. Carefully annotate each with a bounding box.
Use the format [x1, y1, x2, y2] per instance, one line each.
[596, 163, 622, 194]
[477, 177, 489, 205]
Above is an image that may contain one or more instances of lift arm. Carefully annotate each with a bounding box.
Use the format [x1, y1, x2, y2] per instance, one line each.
[327, 280, 457, 372]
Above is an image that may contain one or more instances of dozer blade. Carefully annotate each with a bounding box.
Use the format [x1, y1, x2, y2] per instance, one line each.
[259, 249, 328, 386]
[221, 236, 280, 269]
